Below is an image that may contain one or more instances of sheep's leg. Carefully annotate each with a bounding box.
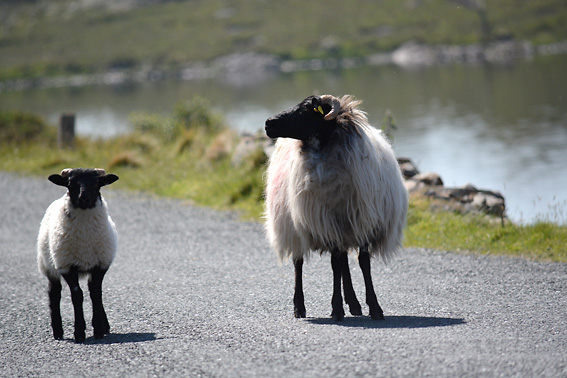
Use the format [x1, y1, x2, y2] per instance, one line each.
[359, 246, 384, 320]
[48, 278, 63, 340]
[330, 249, 345, 321]
[293, 258, 306, 318]
[62, 267, 86, 342]
[88, 266, 110, 339]
[341, 257, 362, 316]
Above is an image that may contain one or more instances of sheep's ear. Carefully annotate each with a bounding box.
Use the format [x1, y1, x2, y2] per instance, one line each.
[311, 97, 320, 109]
[310, 97, 330, 116]
[99, 174, 119, 187]
[48, 174, 68, 187]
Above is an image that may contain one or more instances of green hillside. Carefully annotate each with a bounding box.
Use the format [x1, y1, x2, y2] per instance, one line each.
[1, 0, 566, 80]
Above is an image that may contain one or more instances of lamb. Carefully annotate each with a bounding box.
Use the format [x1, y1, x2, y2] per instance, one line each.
[264, 95, 408, 320]
[37, 168, 119, 342]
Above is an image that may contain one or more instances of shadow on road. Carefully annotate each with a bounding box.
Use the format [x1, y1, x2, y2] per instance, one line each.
[84, 332, 158, 344]
[306, 315, 466, 329]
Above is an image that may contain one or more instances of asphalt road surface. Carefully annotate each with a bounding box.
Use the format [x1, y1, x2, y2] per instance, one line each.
[1, 172, 566, 377]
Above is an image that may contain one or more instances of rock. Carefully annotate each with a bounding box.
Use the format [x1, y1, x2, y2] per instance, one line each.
[413, 172, 443, 186]
[392, 41, 437, 67]
[398, 158, 506, 219]
[404, 179, 420, 193]
[397, 157, 419, 179]
[469, 191, 506, 217]
[231, 134, 273, 167]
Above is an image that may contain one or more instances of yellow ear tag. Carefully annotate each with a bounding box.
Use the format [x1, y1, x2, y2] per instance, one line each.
[317, 105, 324, 115]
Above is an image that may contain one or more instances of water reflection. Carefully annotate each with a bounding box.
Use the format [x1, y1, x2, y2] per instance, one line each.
[1, 55, 566, 224]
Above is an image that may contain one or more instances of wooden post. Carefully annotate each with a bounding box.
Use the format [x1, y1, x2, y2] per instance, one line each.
[58, 113, 75, 148]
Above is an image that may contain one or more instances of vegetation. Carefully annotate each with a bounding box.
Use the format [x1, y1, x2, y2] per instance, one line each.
[0, 107, 565, 262]
[406, 194, 566, 262]
[0, 101, 264, 219]
[1, 0, 566, 80]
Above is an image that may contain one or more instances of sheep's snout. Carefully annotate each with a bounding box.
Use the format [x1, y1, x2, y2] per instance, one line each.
[77, 194, 94, 209]
[265, 116, 280, 139]
[265, 112, 310, 140]
[72, 187, 98, 209]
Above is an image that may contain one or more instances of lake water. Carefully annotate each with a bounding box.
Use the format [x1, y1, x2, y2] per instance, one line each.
[2, 54, 566, 224]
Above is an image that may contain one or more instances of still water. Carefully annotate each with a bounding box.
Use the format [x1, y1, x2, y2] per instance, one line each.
[2, 55, 566, 224]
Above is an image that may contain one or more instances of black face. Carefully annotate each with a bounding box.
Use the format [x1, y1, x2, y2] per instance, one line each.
[67, 172, 100, 209]
[49, 169, 119, 210]
[265, 96, 334, 142]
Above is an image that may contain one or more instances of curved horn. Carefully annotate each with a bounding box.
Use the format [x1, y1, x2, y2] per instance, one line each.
[94, 168, 106, 176]
[320, 95, 341, 121]
[60, 168, 73, 178]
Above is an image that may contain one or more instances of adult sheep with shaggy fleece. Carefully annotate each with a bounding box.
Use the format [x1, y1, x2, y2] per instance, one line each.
[37, 168, 119, 342]
[264, 94, 408, 321]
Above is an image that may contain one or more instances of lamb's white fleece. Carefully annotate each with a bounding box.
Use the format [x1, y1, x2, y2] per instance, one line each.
[38, 194, 117, 279]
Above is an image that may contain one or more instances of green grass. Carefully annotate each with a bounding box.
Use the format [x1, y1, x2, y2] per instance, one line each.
[1, 107, 565, 262]
[0, 101, 265, 220]
[1, 0, 566, 80]
[406, 195, 566, 262]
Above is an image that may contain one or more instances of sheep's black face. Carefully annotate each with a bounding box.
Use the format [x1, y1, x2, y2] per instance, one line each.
[48, 169, 119, 210]
[67, 172, 101, 209]
[265, 96, 335, 143]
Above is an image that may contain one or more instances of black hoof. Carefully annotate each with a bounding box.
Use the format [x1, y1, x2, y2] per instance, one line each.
[348, 303, 363, 316]
[103, 319, 110, 334]
[94, 325, 110, 337]
[331, 310, 345, 321]
[74, 332, 86, 343]
[370, 311, 385, 320]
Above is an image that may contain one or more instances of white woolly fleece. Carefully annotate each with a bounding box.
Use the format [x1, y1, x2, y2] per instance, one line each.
[37, 194, 117, 279]
[265, 100, 408, 263]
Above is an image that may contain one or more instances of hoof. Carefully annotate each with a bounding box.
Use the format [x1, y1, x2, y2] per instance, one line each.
[94, 325, 110, 339]
[370, 311, 385, 320]
[103, 319, 110, 334]
[348, 303, 362, 316]
[74, 332, 86, 343]
[331, 310, 345, 321]
[94, 333, 105, 339]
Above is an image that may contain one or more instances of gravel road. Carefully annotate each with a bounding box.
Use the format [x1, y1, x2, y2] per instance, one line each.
[1, 172, 566, 377]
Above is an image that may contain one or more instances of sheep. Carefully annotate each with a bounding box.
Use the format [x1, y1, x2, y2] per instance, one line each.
[37, 168, 119, 342]
[264, 95, 408, 321]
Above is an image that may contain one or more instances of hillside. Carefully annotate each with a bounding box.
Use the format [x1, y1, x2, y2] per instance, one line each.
[1, 0, 566, 80]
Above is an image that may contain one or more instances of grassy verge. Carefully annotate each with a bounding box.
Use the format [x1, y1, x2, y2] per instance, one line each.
[1, 107, 565, 262]
[407, 195, 566, 262]
[0, 100, 265, 219]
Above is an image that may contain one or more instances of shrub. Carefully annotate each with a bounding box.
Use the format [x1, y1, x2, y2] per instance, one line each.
[0, 111, 55, 144]
[108, 151, 143, 169]
[173, 97, 225, 134]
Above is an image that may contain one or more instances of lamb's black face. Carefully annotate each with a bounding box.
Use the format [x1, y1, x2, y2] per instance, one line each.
[49, 169, 119, 210]
[265, 96, 334, 141]
[67, 171, 101, 209]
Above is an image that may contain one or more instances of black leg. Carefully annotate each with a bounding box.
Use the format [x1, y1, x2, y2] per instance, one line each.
[48, 278, 63, 340]
[293, 258, 306, 318]
[330, 249, 345, 321]
[341, 256, 362, 316]
[62, 267, 86, 342]
[359, 246, 384, 320]
[88, 266, 110, 339]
